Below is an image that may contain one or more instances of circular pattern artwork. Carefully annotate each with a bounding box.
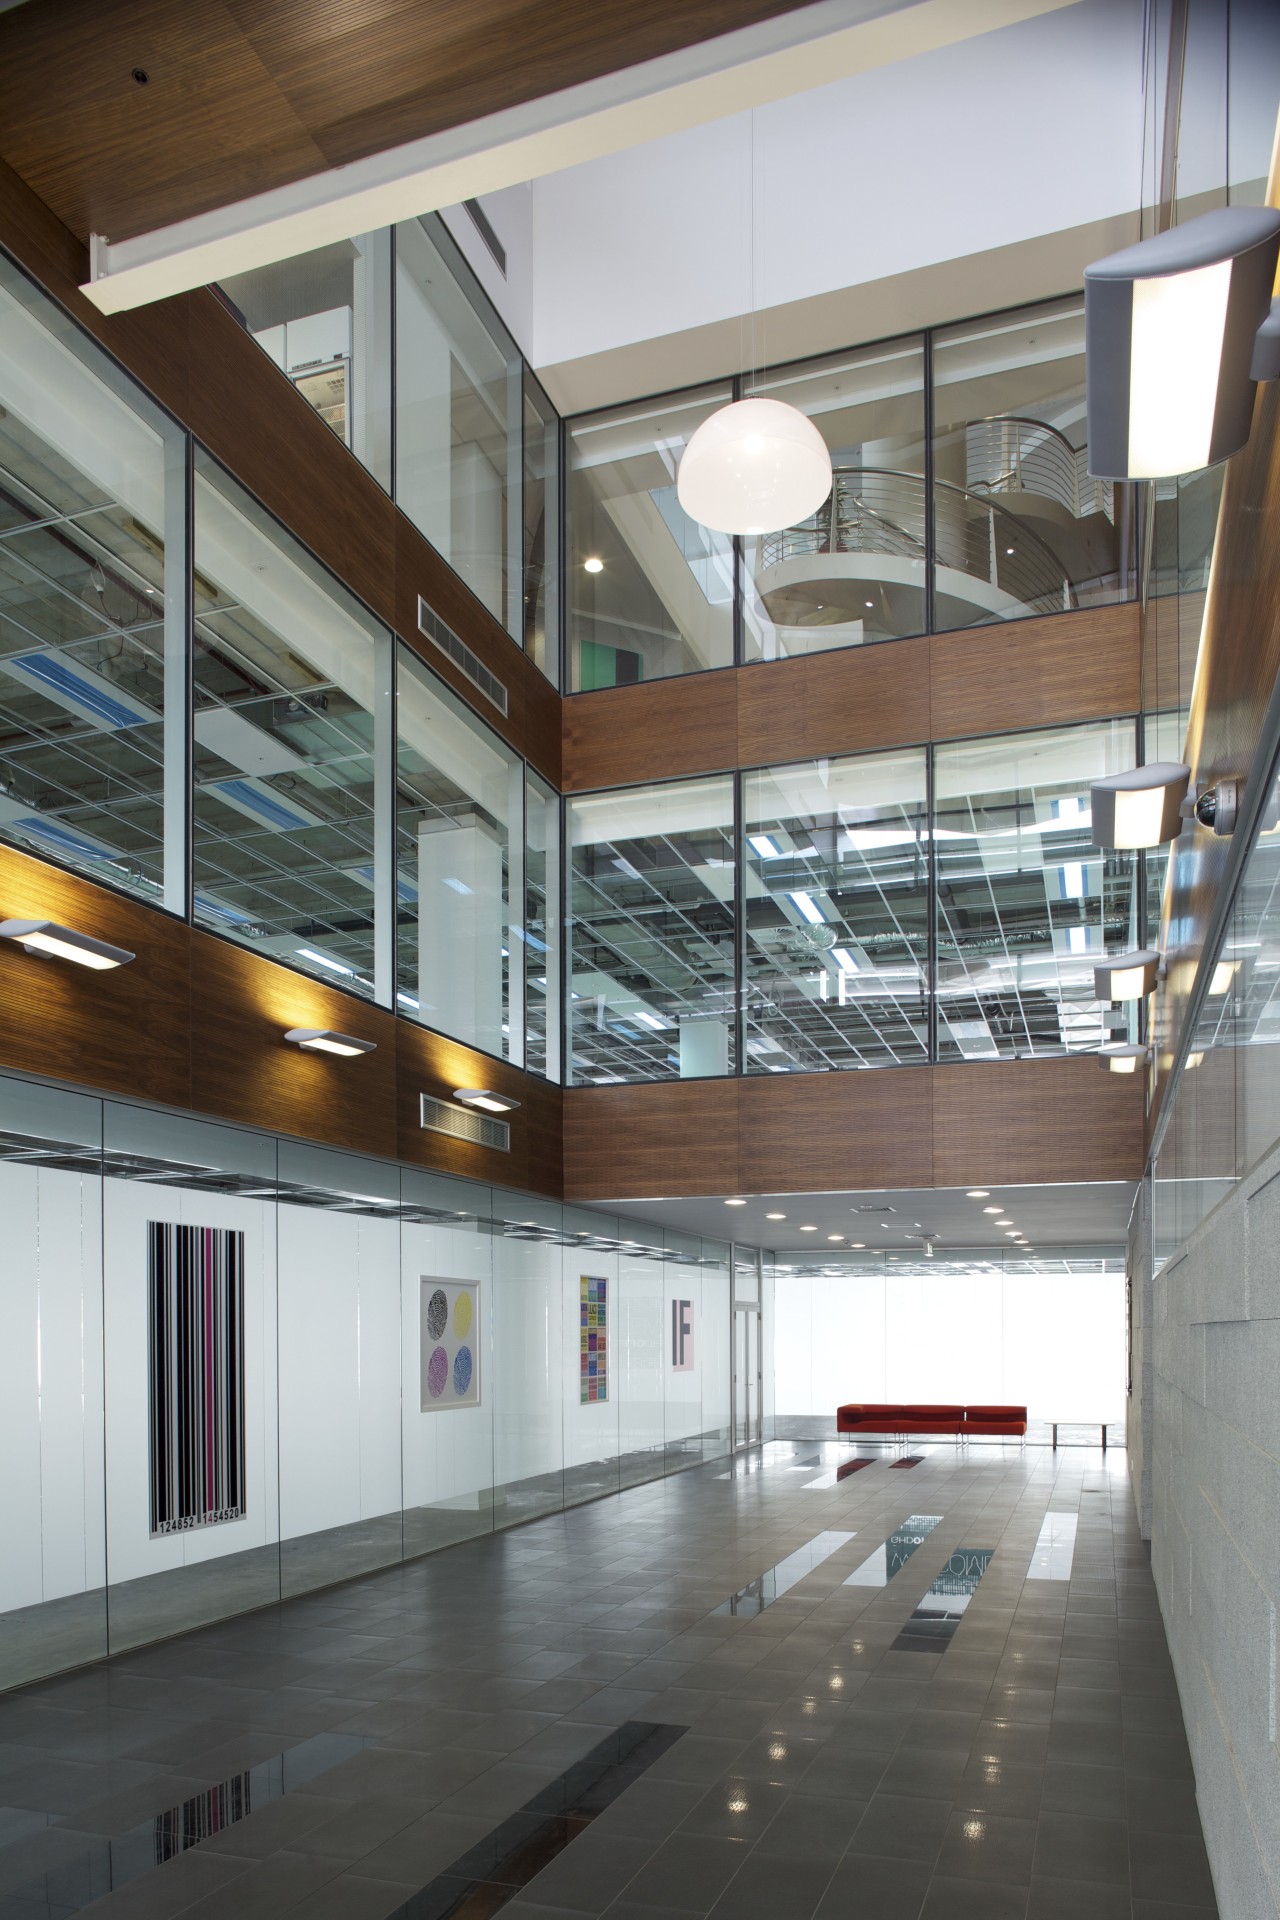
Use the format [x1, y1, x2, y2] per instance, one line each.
[426, 1344, 449, 1399]
[419, 1278, 481, 1411]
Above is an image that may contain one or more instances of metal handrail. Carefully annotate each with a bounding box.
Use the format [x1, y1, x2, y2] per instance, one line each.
[757, 467, 1078, 615]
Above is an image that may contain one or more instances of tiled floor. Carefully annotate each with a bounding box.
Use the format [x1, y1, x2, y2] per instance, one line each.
[0, 1441, 1219, 1920]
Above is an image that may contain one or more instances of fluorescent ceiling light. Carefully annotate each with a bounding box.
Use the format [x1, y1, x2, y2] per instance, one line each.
[0, 918, 135, 970]
[453, 1088, 521, 1113]
[284, 1028, 377, 1058]
[630, 1008, 669, 1030]
[788, 890, 825, 925]
[749, 833, 784, 859]
[1085, 206, 1280, 479]
[296, 946, 355, 976]
[831, 947, 860, 974]
[1094, 948, 1160, 1001]
[1089, 765, 1189, 849]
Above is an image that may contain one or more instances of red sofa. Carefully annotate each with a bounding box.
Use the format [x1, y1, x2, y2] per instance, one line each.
[836, 1401, 1027, 1437]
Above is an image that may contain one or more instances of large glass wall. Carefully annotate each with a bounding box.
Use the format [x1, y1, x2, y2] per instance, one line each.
[931, 299, 1126, 630]
[743, 339, 927, 661]
[192, 453, 387, 997]
[742, 750, 928, 1071]
[569, 720, 1140, 1083]
[217, 219, 558, 680]
[566, 386, 736, 688]
[934, 720, 1137, 1061]
[569, 776, 736, 1082]
[0, 253, 187, 913]
[0, 1066, 737, 1690]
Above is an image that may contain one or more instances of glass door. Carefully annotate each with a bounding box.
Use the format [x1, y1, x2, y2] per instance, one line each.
[731, 1245, 762, 1452]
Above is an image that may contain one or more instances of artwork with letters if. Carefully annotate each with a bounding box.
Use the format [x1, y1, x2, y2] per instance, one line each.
[420, 1277, 481, 1410]
[672, 1299, 695, 1371]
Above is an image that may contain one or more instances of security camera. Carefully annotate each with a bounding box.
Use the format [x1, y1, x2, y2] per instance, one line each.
[1193, 780, 1240, 836]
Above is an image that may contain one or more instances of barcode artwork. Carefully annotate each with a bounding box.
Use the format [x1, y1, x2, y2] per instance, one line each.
[148, 1222, 246, 1537]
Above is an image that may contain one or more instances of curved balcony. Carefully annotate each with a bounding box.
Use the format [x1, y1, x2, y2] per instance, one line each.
[753, 421, 1120, 652]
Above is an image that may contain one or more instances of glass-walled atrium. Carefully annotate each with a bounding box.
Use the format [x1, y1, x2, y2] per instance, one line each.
[210, 210, 1133, 697]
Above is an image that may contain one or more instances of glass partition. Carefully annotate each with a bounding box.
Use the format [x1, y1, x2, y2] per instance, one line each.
[931, 298, 1127, 629]
[395, 640, 522, 1059]
[396, 216, 520, 633]
[934, 720, 1137, 1060]
[743, 339, 927, 661]
[218, 231, 393, 491]
[567, 385, 735, 688]
[525, 768, 562, 1080]
[743, 749, 929, 1070]
[192, 453, 387, 996]
[569, 775, 736, 1081]
[0, 253, 186, 912]
[523, 373, 559, 684]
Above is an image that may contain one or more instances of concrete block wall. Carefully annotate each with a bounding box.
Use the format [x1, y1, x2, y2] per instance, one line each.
[1150, 1138, 1280, 1919]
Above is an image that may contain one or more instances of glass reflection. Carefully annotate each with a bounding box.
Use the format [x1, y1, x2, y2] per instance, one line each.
[743, 751, 929, 1071]
[569, 776, 736, 1082]
[935, 721, 1137, 1060]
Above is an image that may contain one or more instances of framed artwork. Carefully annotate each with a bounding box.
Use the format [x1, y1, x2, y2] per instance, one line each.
[580, 1275, 608, 1403]
[420, 1278, 481, 1410]
[672, 1299, 695, 1371]
[148, 1222, 246, 1537]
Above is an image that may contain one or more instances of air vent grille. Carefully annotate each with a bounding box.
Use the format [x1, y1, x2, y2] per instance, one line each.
[420, 1094, 510, 1151]
[418, 598, 508, 716]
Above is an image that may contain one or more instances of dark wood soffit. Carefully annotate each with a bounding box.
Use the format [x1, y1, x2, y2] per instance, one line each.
[561, 609, 1139, 793]
[561, 1054, 1145, 1202]
[0, 839, 560, 1195]
[0, 156, 560, 787]
[0, 0, 814, 244]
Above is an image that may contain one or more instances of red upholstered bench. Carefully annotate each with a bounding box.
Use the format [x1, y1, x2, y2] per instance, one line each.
[836, 1401, 1027, 1438]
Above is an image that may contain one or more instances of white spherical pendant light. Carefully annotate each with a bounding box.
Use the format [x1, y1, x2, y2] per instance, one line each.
[677, 396, 833, 536]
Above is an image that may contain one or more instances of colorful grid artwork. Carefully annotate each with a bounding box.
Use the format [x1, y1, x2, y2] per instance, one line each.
[580, 1275, 608, 1403]
[420, 1278, 481, 1411]
[148, 1222, 246, 1537]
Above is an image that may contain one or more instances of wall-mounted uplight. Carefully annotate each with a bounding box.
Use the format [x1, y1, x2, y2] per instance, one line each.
[284, 1028, 377, 1058]
[1099, 1044, 1149, 1074]
[1085, 205, 1280, 480]
[1094, 949, 1161, 1002]
[1090, 765, 1190, 849]
[0, 918, 135, 970]
[452, 1088, 521, 1114]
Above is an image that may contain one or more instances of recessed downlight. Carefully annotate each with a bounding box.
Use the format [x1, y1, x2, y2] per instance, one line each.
[725, 1198, 747, 1207]
[995, 1218, 1012, 1227]
[827, 1233, 845, 1242]
[800, 1224, 817, 1232]
[765, 1211, 786, 1220]
[983, 1206, 1002, 1215]
[583, 555, 604, 574]
[851, 1242, 865, 1249]
[967, 1189, 989, 1198]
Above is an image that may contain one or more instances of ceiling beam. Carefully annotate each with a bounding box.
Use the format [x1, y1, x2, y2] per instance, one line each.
[83, 0, 1080, 314]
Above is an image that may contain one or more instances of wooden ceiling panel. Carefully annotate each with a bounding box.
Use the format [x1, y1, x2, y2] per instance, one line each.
[0, 0, 810, 244]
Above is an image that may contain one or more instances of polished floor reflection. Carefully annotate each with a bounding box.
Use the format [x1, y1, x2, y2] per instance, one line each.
[0, 1441, 1217, 1920]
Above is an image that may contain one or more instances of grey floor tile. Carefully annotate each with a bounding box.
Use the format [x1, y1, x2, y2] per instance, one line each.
[849, 1793, 951, 1865]
[1129, 1827, 1218, 1907]
[918, 1874, 1029, 1920]
[622, 1833, 750, 1913]
[934, 1811, 1038, 1885]
[1026, 1875, 1131, 1920]
[753, 1790, 866, 1865]
[812, 1850, 932, 1920]
[1032, 1811, 1130, 1888]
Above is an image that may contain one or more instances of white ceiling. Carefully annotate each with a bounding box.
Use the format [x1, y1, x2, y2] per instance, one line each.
[582, 1181, 1135, 1253]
